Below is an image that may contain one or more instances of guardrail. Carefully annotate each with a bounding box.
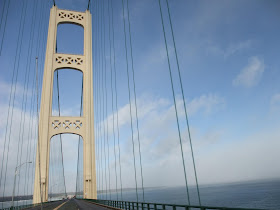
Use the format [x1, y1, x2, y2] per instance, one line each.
[83, 199, 264, 210]
[2, 200, 61, 210]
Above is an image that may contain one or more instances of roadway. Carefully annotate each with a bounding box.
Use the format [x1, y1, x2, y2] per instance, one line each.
[24, 198, 114, 210]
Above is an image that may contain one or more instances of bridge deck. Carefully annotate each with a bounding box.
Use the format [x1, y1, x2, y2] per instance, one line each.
[24, 198, 114, 210]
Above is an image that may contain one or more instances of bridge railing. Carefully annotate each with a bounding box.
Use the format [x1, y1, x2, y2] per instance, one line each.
[84, 199, 263, 210]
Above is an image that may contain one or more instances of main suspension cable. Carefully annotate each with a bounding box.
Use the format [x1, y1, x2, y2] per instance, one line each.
[87, 0, 91, 10]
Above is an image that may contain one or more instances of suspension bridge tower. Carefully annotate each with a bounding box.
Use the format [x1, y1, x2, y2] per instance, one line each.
[33, 5, 96, 203]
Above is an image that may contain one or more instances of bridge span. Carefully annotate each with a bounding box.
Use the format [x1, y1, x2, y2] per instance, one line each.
[24, 198, 115, 210]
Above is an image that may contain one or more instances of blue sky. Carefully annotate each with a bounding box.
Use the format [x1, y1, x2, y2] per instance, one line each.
[0, 0, 280, 200]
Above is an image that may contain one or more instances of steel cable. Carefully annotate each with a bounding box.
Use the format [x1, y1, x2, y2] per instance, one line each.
[121, 0, 139, 202]
[100, 0, 108, 199]
[94, 0, 102, 199]
[165, 0, 201, 205]
[0, 0, 25, 201]
[104, 0, 111, 200]
[1, 1, 28, 206]
[107, 0, 119, 201]
[0, 0, 10, 55]
[125, 0, 145, 202]
[56, 70, 67, 198]
[0, 0, 6, 31]
[16, 1, 41, 201]
[158, 0, 191, 205]
[110, 0, 123, 200]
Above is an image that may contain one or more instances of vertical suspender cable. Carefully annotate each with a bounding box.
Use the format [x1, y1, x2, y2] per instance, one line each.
[91, 0, 99, 199]
[165, 0, 201, 205]
[0, 0, 10, 55]
[104, 0, 111, 200]
[75, 80, 83, 197]
[97, 0, 105, 199]
[56, 70, 67, 198]
[101, 0, 111, 199]
[33, 0, 50, 200]
[25, 71, 37, 204]
[110, 0, 123, 200]
[121, 0, 139, 202]
[158, 0, 191, 205]
[36, 57, 43, 210]
[107, 0, 118, 201]
[20, 0, 39, 200]
[1, 1, 28, 205]
[16, 1, 41, 200]
[0, 0, 24, 201]
[0, 0, 6, 30]
[29, 70, 40, 200]
[125, 0, 145, 202]
[100, 0, 108, 199]
[95, 0, 102, 199]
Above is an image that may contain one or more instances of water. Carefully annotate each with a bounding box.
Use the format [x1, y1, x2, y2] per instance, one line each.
[0, 197, 61, 209]
[98, 179, 280, 209]
[1, 179, 279, 209]
[0, 200, 32, 209]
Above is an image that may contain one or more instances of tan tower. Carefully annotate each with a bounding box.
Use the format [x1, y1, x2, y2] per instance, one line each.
[33, 6, 96, 203]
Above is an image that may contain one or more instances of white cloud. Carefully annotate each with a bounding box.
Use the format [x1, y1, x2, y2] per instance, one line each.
[1, 88, 278, 196]
[95, 93, 227, 189]
[270, 93, 280, 113]
[95, 93, 279, 190]
[205, 40, 253, 58]
[185, 93, 225, 116]
[233, 56, 265, 87]
[271, 93, 280, 107]
[195, 130, 280, 184]
[224, 40, 252, 57]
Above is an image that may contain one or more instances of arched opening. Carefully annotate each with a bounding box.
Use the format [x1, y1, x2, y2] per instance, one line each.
[56, 23, 84, 55]
[52, 68, 83, 116]
[48, 134, 83, 200]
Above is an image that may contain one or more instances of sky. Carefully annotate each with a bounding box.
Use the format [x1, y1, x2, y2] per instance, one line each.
[0, 0, 280, 202]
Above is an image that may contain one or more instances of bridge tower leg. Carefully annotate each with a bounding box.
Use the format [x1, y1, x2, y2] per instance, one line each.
[33, 6, 96, 204]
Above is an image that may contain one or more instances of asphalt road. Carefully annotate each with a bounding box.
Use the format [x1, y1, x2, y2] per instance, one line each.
[24, 198, 111, 210]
